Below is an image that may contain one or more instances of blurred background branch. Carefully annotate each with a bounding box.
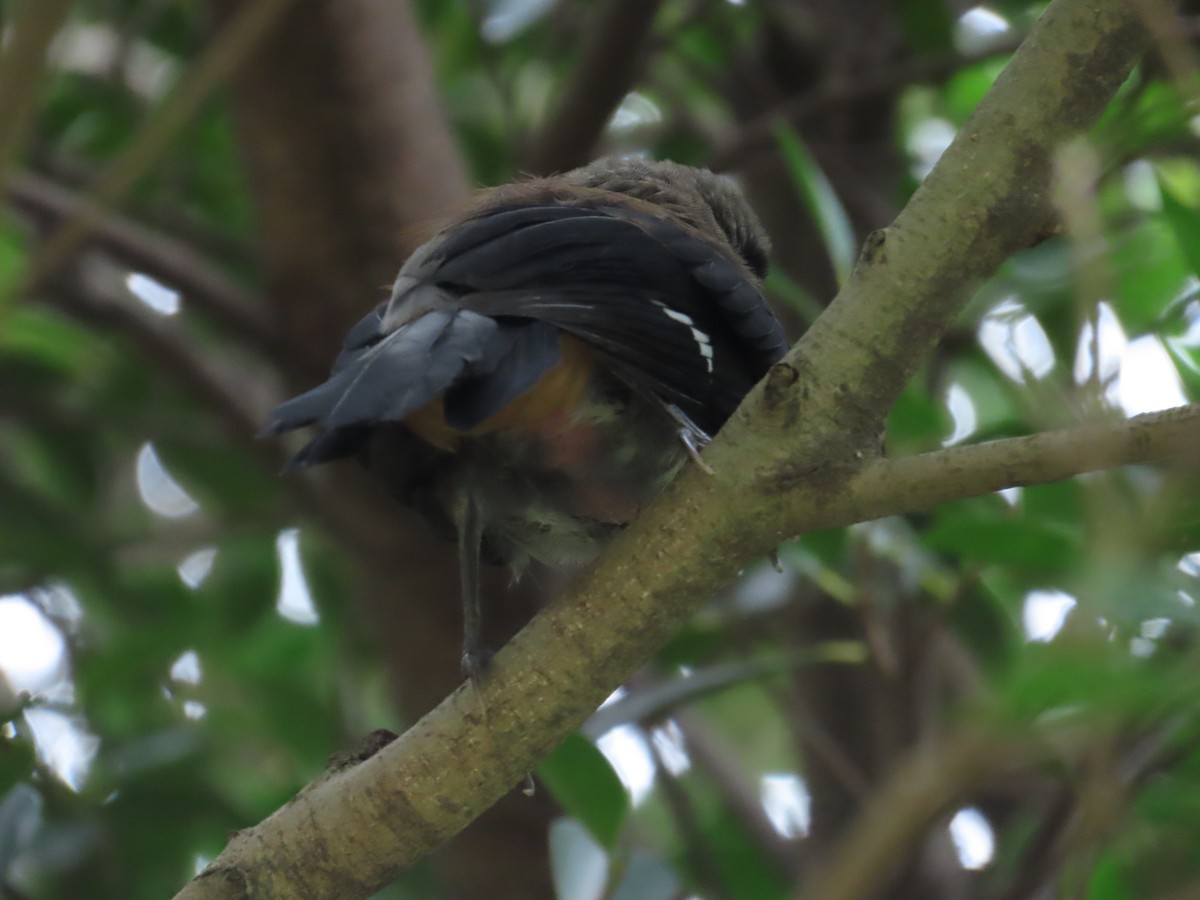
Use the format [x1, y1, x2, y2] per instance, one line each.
[522, 0, 668, 174]
[0, 0, 76, 191]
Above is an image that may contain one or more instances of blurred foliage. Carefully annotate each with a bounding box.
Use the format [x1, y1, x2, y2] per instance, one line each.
[1, 1, 1199, 899]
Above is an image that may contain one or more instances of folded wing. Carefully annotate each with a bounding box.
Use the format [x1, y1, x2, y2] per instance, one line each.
[265, 196, 787, 464]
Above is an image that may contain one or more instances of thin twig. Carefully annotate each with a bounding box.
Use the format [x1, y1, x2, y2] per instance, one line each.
[0, 0, 75, 192]
[29, 150, 257, 267]
[7, 171, 314, 377]
[49, 262, 262, 441]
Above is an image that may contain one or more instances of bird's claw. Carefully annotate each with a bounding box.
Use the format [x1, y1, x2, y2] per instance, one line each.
[461, 645, 495, 685]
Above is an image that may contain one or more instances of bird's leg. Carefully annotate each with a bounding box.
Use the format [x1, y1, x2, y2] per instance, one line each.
[455, 488, 492, 684]
[666, 403, 716, 475]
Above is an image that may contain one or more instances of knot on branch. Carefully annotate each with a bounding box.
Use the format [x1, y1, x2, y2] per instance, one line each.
[860, 227, 889, 266]
[763, 360, 800, 412]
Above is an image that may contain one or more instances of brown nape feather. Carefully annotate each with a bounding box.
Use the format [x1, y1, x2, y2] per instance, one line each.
[474, 158, 771, 282]
[562, 156, 772, 278]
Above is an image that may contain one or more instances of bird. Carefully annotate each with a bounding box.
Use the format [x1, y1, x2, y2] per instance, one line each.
[263, 157, 788, 678]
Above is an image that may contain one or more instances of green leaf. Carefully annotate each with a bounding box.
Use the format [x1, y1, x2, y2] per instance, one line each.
[155, 438, 281, 515]
[702, 813, 787, 900]
[1088, 853, 1134, 900]
[0, 218, 30, 310]
[942, 355, 1022, 441]
[0, 475, 105, 578]
[1097, 80, 1192, 161]
[1158, 179, 1200, 280]
[1111, 219, 1190, 335]
[0, 735, 37, 800]
[791, 527, 849, 568]
[943, 60, 1009, 124]
[925, 500, 1081, 570]
[895, 0, 955, 53]
[538, 733, 628, 849]
[5, 421, 101, 510]
[665, 765, 788, 899]
[887, 377, 953, 454]
[1022, 480, 1084, 527]
[656, 621, 729, 669]
[1164, 336, 1200, 401]
[0, 307, 101, 374]
[763, 267, 824, 328]
[1002, 637, 1200, 724]
[774, 125, 856, 285]
[950, 580, 1020, 668]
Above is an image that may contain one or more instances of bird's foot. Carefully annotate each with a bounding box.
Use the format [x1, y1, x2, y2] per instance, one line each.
[666, 403, 716, 474]
[461, 645, 494, 721]
[461, 644, 496, 686]
[679, 426, 716, 474]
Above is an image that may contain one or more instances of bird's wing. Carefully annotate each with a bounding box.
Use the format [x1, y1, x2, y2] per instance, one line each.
[265, 199, 786, 463]
[410, 201, 786, 433]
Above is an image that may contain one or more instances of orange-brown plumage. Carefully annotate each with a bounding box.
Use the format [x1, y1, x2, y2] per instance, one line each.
[403, 336, 596, 451]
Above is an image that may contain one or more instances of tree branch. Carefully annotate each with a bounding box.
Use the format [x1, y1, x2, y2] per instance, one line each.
[173, 1, 1155, 896]
[521, 0, 666, 175]
[798, 405, 1200, 534]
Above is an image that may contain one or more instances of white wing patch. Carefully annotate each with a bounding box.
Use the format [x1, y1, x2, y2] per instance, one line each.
[653, 301, 714, 374]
